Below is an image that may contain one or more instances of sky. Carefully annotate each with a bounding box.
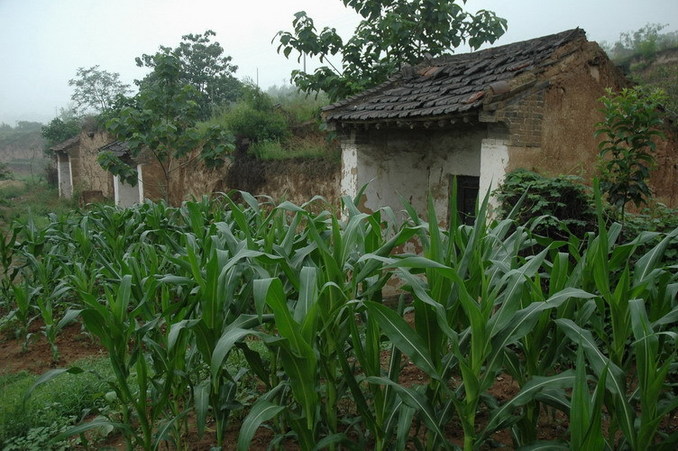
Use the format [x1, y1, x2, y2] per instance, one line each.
[1, 0, 676, 125]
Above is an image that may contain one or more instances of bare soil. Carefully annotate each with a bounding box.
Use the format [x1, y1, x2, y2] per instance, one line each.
[4, 318, 661, 450]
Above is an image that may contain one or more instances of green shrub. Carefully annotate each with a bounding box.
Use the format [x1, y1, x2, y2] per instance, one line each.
[250, 135, 340, 161]
[623, 203, 678, 265]
[225, 102, 289, 141]
[0, 162, 12, 181]
[494, 169, 595, 238]
[0, 357, 111, 447]
[267, 84, 330, 124]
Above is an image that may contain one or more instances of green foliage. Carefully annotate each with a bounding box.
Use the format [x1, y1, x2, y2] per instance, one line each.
[249, 136, 339, 160]
[267, 84, 330, 123]
[494, 169, 595, 238]
[275, 0, 507, 101]
[135, 30, 242, 120]
[40, 117, 80, 154]
[68, 65, 132, 116]
[595, 87, 667, 220]
[0, 358, 110, 448]
[603, 23, 678, 61]
[2, 190, 676, 450]
[223, 103, 289, 142]
[0, 179, 75, 230]
[602, 24, 678, 130]
[622, 203, 678, 265]
[102, 53, 234, 202]
[205, 84, 339, 162]
[0, 162, 12, 180]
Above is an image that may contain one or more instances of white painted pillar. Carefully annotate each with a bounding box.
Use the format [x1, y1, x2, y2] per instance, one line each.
[56, 155, 62, 198]
[68, 157, 73, 198]
[136, 164, 144, 202]
[479, 138, 509, 214]
[340, 130, 359, 202]
[113, 175, 121, 206]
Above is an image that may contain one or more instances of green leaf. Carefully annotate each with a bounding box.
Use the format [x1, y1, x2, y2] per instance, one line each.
[366, 376, 447, 445]
[364, 301, 440, 379]
[24, 367, 85, 402]
[194, 379, 210, 437]
[238, 399, 285, 451]
[210, 327, 259, 380]
[484, 371, 575, 435]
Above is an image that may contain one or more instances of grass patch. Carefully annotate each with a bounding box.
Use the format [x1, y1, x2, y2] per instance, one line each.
[0, 179, 76, 230]
[251, 135, 340, 161]
[0, 356, 112, 448]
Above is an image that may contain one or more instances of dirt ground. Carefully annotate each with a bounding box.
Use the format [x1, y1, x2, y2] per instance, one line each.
[0, 318, 609, 450]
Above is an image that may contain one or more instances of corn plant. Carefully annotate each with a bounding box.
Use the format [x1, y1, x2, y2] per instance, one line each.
[8, 280, 39, 350]
[10, 188, 677, 450]
[0, 225, 19, 313]
[239, 193, 418, 450]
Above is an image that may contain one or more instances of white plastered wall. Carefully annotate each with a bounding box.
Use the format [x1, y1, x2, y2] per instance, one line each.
[57, 153, 73, 199]
[479, 138, 510, 215]
[114, 164, 144, 208]
[341, 127, 486, 225]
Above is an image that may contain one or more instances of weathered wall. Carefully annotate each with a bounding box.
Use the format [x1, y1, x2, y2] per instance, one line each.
[171, 148, 230, 204]
[255, 158, 340, 207]
[496, 42, 616, 175]
[71, 130, 115, 198]
[344, 126, 485, 223]
[115, 169, 142, 208]
[651, 127, 678, 206]
[499, 40, 678, 208]
[172, 145, 340, 209]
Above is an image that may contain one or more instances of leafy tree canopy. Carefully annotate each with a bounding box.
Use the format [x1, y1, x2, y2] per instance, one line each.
[68, 65, 132, 116]
[595, 87, 667, 221]
[275, 0, 507, 101]
[602, 23, 678, 61]
[135, 30, 243, 120]
[101, 53, 232, 202]
[41, 116, 81, 154]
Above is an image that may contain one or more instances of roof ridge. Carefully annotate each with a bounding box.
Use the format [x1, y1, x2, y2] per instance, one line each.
[323, 28, 589, 123]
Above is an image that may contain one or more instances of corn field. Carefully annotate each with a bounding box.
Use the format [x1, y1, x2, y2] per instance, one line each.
[0, 187, 676, 450]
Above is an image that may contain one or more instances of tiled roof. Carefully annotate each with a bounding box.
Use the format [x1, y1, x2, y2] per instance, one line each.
[49, 136, 80, 152]
[323, 28, 585, 123]
[99, 140, 130, 157]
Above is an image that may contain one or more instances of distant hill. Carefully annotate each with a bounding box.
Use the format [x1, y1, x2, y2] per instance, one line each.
[0, 122, 49, 176]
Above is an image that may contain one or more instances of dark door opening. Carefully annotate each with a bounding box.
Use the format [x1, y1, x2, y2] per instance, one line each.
[453, 175, 480, 225]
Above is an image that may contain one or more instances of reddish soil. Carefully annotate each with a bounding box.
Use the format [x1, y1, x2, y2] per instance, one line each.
[4, 318, 673, 450]
[0, 320, 105, 375]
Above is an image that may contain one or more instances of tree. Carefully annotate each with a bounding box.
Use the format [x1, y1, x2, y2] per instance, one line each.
[275, 0, 507, 101]
[68, 65, 132, 116]
[41, 116, 81, 154]
[595, 87, 667, 221]
[602, 23, 678, 61]
[101, 53, 232, 204]
[135, 30, 242, 120]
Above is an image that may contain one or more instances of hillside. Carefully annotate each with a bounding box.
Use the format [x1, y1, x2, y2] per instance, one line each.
[0, 122, 49, 176]
[623, 47, 678, 123]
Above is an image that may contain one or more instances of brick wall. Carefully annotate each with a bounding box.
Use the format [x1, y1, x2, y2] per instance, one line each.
[491, 90, 545, 148]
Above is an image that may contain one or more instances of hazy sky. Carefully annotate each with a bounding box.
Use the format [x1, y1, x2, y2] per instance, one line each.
[1, 0, 676, 125]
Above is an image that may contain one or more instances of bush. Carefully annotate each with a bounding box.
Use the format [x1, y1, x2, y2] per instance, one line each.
[495, 169, 595, 238]
[225, 102, 289, 141]
[0, 358, 110, 447]
[250, 134, 340, 161]
[0, 162, 13, 181]
[622, 203, 678, 265]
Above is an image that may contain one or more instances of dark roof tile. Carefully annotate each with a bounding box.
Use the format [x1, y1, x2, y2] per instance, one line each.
[324, 28, 585, 123]
[99, 140, 130, 157]
[50, 136, 80, 152]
